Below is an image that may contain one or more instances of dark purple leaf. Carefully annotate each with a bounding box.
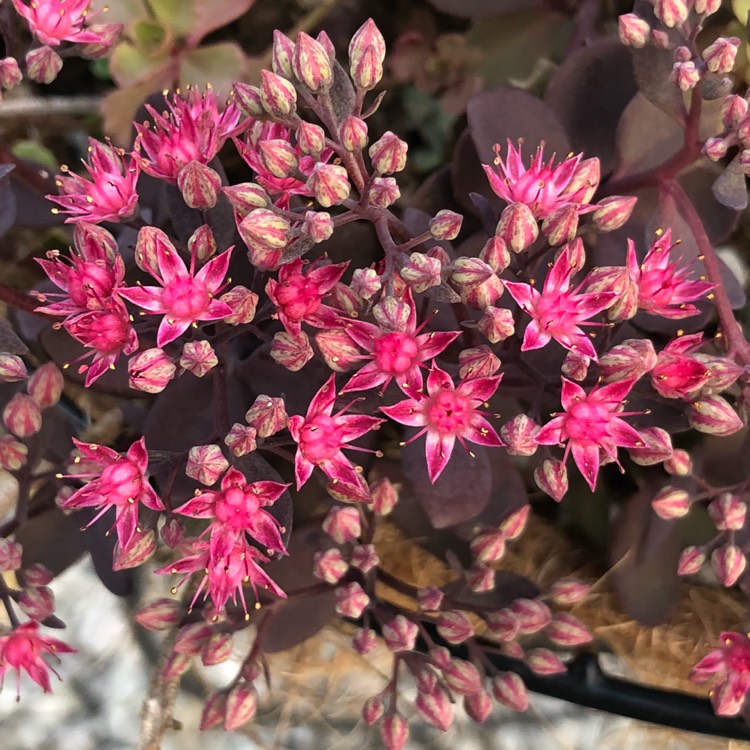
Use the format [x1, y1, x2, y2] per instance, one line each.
[401, 436, 492, 529]
[451, 129, 504, 215]
[0, 319, 29, 355]
[469, 192, 499, 236]
[630, 45, 685, 121]
[443, 570, 539, 611]
[16, 505, 86, 579]
[712, 154, 748, 212]
[427, 0, 543, 19]
[0, 163, 16, 238]
[328, 60, 355, 125]
[11, 170, 62, 230]
[610, 486, 681, 626]
[78, 507, 136, 596]
[545, 37, 638, 173]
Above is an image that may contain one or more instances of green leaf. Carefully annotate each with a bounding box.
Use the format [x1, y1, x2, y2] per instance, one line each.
[179, 42, 248, 97]
[131, 19, 171, 55]
[188, 0, 255, 45]
[12, 140, 58, 172]
[109, 39, 170, 87]
[148, 0, 196, 39]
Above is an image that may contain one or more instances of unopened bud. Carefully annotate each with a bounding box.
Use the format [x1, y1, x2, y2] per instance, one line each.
[293, 32, 333, 91]
[401, 252, 442, 292]
[417, 586, 444, 611]
[323, 506, 361, 544]
[436, 610, 474, 644]
[0, 538, 22, 572]
[187, 224, 217, 263]
[0, 57, 22, 89]
[651, 486, 691, 519]
[362, 695, 384, 725]
[370, 477, 399, 515]
[492, 672, 529, 711]
[128, 348, 176, 393]
[223, 182, 269, 214]
[562, 349, 590, 381]
[458, 346, 501, 379]
[511, 598, 552, 635]
[258, 139, 298, 179]
[27, 363, 63, 408]
[369, 132, 408, 174]
[703, 37, 740, 74]
[546, 612, 593, 646]
[272, 30, 295, 78]
[527, 648, 567, 675]
[618, 13, 650, 48]
[464, 689, 493, 724]
[0, 436, 27, 471]
[201, 633, 233, 666]
[688, 395, 743, 436]
[260, 69, 297, 117]
[381, 712, 409, 750]
[307, 163, 350, 207]
[382, 614, 418, 652]
[591, 195, 638, 232]
[653, 0, 689, 28]
[712, 544, 746, 587]
[708, 493, 747, 531]
[313, 548, 348, 584]
[233, 81, 264, 117]
[678, 545, 706, 575]
[0, 354, 27, 382]
[340, 116, 369, 151]
[3, 393, 42, 438]
[186, 444, 228, 486]
[26, 46, 62, 84]
[496, 202, 538, 253]
[220, 285, 258, 325]
[429, 210, 463, 241]
[224, 423, 257, 457]
[353, 627, 378, 655]
[470, 529, 506, 564]
[246, 395, 287, 437]
[224, 684, 258, 730]
[177, 161, 221, 209]
[549, 577, 591, 606]
[368, 176, 401, 207]
[628, 426, 673, 466]
[542, 205, 579, 246]
[534, 458, 568, 502]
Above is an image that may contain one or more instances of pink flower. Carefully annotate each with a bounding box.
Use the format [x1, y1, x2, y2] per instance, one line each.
[63, 303, 139, 385]
[342, 289, 459, 398]
[12, 0, 105, 47]
[651, 333, 710, 400]
[235, 121, 332, 209]
[380, 364, 503, 483]
[135, 88, 242, 183]
[0, 622, 75, 695]
[483, 140, 598, 220]
[288, 375, 384, 489]
[266, 258, 347, 336]
[691, 631, 750, 716]
[48, 139, 139, 224]
[118, 236, 233, 347]
[535, 378, 643, 491]
[35, 229, 125, 319]
[60, 437, 164, 552]
[504, 245, 616, 360]
[626, 230, 714, 318]
[173, 467, 288, 557]
[156, 536, 285, 616]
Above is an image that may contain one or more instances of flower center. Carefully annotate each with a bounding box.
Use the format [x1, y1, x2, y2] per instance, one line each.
[299, 414, 344, 463]
[68, 262, 116, 308]
[98, 460, 141, 506]
[91, 177, 132, 214]
[564, 401, 609, 442]
[374, 332, 419, 374]
[73, 310, 131, 353]
[274, 276, 322, 321]
[533, 293, 578, 332]
[214, 487, 260, 531]
[424, 389, 471, 436]
[161, 277, 210, 321]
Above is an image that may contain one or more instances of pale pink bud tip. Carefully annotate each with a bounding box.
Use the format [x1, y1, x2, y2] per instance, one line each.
[651, 486, 691, 520]
[323, 506, 362, 544]
[492, 672, 529, 711]
[678, 546, 706, 576]
[185, 444, 229, 486]
[0, 354, 28, 382]
[382, 614, 419, 652]
[429, 209, 463, 240]
[711, 544, 746, 587]
[708, 493, 747, 531]
[436, 610, 474, 644]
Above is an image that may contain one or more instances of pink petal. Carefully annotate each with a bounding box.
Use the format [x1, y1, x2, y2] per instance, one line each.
[308, 261, 348, 293]
[336, 413, 385, 441]
[426, 365, 454, 395]
[535, 416, 566, 445]
[425, 430, 455, 483]
[381, 398, 426, 427]
[416, 330, 460, 359]
[202, 298, 234, 322]
[307, 375, 338, 418]
[118, 285, 166, 312]
[457, 375, 502, 403]
[504, 281, 538, 310]
[156, 241, 189, 286]
[521, 319, 552, 351]
[156, 316, 191, 347]
[570, 441, 600, 491]
[344, 320, 379, 351]
[607, 418, 643, 449]
[560, 378, 586, 411]
[342, 363, 388, 394]
[543, 247, 573, 294]
[482, 163, 512, 202]
[116, 504, 138, 550]
[173, 492, 218, 518]
[294, 451, 314, 489]
[464, 415, 504, 447]
[195, 247, 233, 293]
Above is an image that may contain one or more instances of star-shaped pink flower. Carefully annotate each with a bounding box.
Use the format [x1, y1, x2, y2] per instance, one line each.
[535, 378, 643, 491]
[288, 375, 384, 490]
[380, 364, 504, 483]
[118, 236, 233, 347]
[504, 245, 616, 361]
[692, 631, 750, 716]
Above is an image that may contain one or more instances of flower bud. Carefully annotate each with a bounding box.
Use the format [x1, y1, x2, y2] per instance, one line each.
[0, 435, 26, 471]
[201, 632, 233, 666]
[307, 163, 351, 207]
[258, 139, 298, 179]
[704, 136, 730, 161]
[498, 505, 530, 541]
[369, 132, 408, 174]
[187, 224, 217, 263]
[296, 121, 326, 156]
[443, 658, 483, 696]
[176, 159, 221, 209]
[186, 444, 228, 486]
[323, 506, 361, 544]
[628, 426, 673, 466]
[527, 648, 567, 676]
[428, 646, 453, 670]
[711, 543, 746, 587]
[0, 57, 22, 89]
[19, 585, 55, 620]
[350, 19, 386, 68]
[436, 610, 474, 644]
[353, 627, 378, 655]
[653, 0, 689, 28]
[161, 652, 191, 681]
[651, 486, 691, 519]
[721, 95, 747, 129]
[0, 354, 27, 382]
[416, 586, 444, 611]
[362, 695, 384, 725]
[511, 598, 552, 635]
[224, 423, 257, 457]
[26, 46, 62, 84]
[233, 81, 264, 117]
[369, 477, 398, 515]
[224, 684, 258, 730]
[492, 672, 529, 711]
[600, 339, 657, 383]
[464, 689, 492, 724]
[340, 116, 369, 151]
[272, 30, 295, 78]
[496, 202, 538, 253]
[541, 205, 579, 246]
[381, 712, 409, 750]
[113, 528, 156, 569]
[470, 565, 495, 592]
[547, 613, 593, 646]
[703, 37, 740, 74]
[223, 182, 269, 214]
[351, 268, 381, 299]
[665, 448, 692, 476]
[401, 252, 442, 292]
[180, 340, 218, 378]
[135, 598, 183, 631]
[471, 529, 506, 564]
[534, 458, 568, 502]
[160, 516, 184, 548]
[239, 209, 290, 271]
[549, 577, 591, 606]
[313, 548, 348, 584]
[618, 13, 650, 48]
[246, 395, 287, 437]
[260, 69, 297, 117]
[199, 692, 227, 731]
[451, 257, 493, 288]
[382, 614, 418, 652]
[708, 493, 747, 531]
[270, 330, 314, 371]
[562, 350, 590, 381]
[0, 538, 22, 572]
[315, 328, 360, 372]
[293, 32, 333, 91]
[3, 393, 42, 438]
[416, 685, 454, 731]
[220, 285, 259, 325]
[368, 176, 400, 207]
[351, 543, 379, 573]
[672, 60, 700, 92]
[459, 346, 501, 379]
[687, 395, 743, 436]
[335, 581, 370, 618]
[429, 209, 463, 241]
[591, 195, 638, 232]
[24, 563, 52, 586]
[351, 45, 383, 90]
[27, 363, 63, 408]
[128, 348, 176, 393]
[677, 545, 705, 575]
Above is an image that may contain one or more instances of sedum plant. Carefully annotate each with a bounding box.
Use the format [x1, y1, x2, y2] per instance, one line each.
[2, 0, 750, 745]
